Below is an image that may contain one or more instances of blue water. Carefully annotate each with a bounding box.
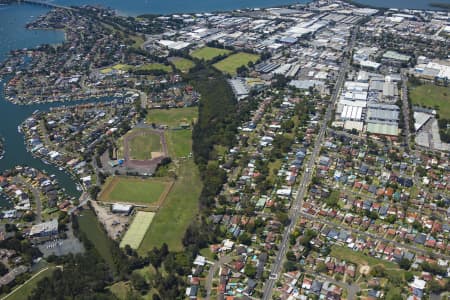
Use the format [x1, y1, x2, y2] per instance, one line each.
[0, 0, 443, 199]
[0, 4, 64, 62]
[355, 0, 438, 10]
[53, 0, 308, 15]
[51, 0, 439, 15]
[0, 4, 109, 200]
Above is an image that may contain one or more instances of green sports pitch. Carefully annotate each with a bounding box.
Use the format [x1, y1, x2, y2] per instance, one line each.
[120, 211, 155, 249]
[190, 46, 231, 61]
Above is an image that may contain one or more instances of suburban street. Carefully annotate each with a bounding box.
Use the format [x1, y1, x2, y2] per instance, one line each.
[262, 27, 358, 300]
[400, 70, 411, 150]
[12, 177, 42, 223]
[297, 211, 450, 261]
[205, 255, 232, 300]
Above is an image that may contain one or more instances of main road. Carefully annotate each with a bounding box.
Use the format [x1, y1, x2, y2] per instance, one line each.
[262, 27, 357, 300]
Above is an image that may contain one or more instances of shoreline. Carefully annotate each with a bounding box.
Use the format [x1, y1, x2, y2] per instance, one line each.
[3, 0, 449, 17]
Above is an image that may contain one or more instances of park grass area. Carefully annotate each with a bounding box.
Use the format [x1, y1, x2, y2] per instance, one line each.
[330, 245, 398, 269]
[171, 57, 195, 73]
[135, 63, 172, 73]
[4, 266, 56, 300]
[109, 281, 133, 300]
[191, 46, 231, 61]
[409, 84, 450, 119]
[166, 130, 192, 158]
[99, 176, 170, 205]
[130, 35, 145, 49]
[213, 52, 260, 75]
[146, 107, 198, 128]
[78, 209, 115, 268]
[101, 63, 171, 74]
[138, 160, 202, 254]
[129, 130, 161, 160]
[120, 211, 155, 249]
[100, 63, 133, 74]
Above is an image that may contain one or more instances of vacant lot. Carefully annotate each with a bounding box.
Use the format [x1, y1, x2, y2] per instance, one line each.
[213, 52, 260, 75]
[171, 57, 195, 73]
[166, 130, 192, 158]
[146, 107, 198, 128]
[135, 63, 172, 73]
[410, 84, 450, 119]
[191, 46, 231, 61]
[331, 245, 398, 269]
[129, 130, 161, 160]
[138, 160, 202, 253]
[99, 176, 171, 205]
[120, 211, 155, 249]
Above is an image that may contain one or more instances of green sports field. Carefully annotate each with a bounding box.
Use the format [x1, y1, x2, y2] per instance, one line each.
[171, 57, 195, 73]
[409, 84, 450, 119]
[129, 131, 161, 160]
[120, 211, 155, 249]
[213, 52, 260, 75]
[191, 46, 231, 61]
[138, 160, 202, 253]
[99, 177, 170, 205]
[146, 107, 198, 128]
[166, 130, 192, 158]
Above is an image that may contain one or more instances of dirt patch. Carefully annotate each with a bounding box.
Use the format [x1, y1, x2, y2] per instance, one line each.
[359, 265, 370, 275]
[151, 151, 164, 159]
[90, 201, 130, 240]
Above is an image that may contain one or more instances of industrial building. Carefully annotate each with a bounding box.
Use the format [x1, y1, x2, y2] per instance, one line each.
[30, 219, 58, 237]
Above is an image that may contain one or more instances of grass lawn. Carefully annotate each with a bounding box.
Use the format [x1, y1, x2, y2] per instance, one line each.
[120, 211, 155, 249]
[268, 159, 282, 181]
[4, 267, 56, 300]
[135, 63, 172, 73]
[130, 34, 145, 49]
[109, 281, 132, 300]
[100, 63, 133, 74]
[409, 84, 450, 119]
[190, 46, 231, 61]
[138, 160, 202, 254]
[146, 107, 198, 128]
[213, 52, 260, 75]
[330, 245, 398, 269]
[135, 264, 158, 282]
[200, 247, 215, 260]
[166, 130, 192, 158]
[129, 130, 161, 160]
[78, 209, 115, 268]
[171, 57, 195, 73]
[385, 286, 402, 300]
[99, 177, 170, 204]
